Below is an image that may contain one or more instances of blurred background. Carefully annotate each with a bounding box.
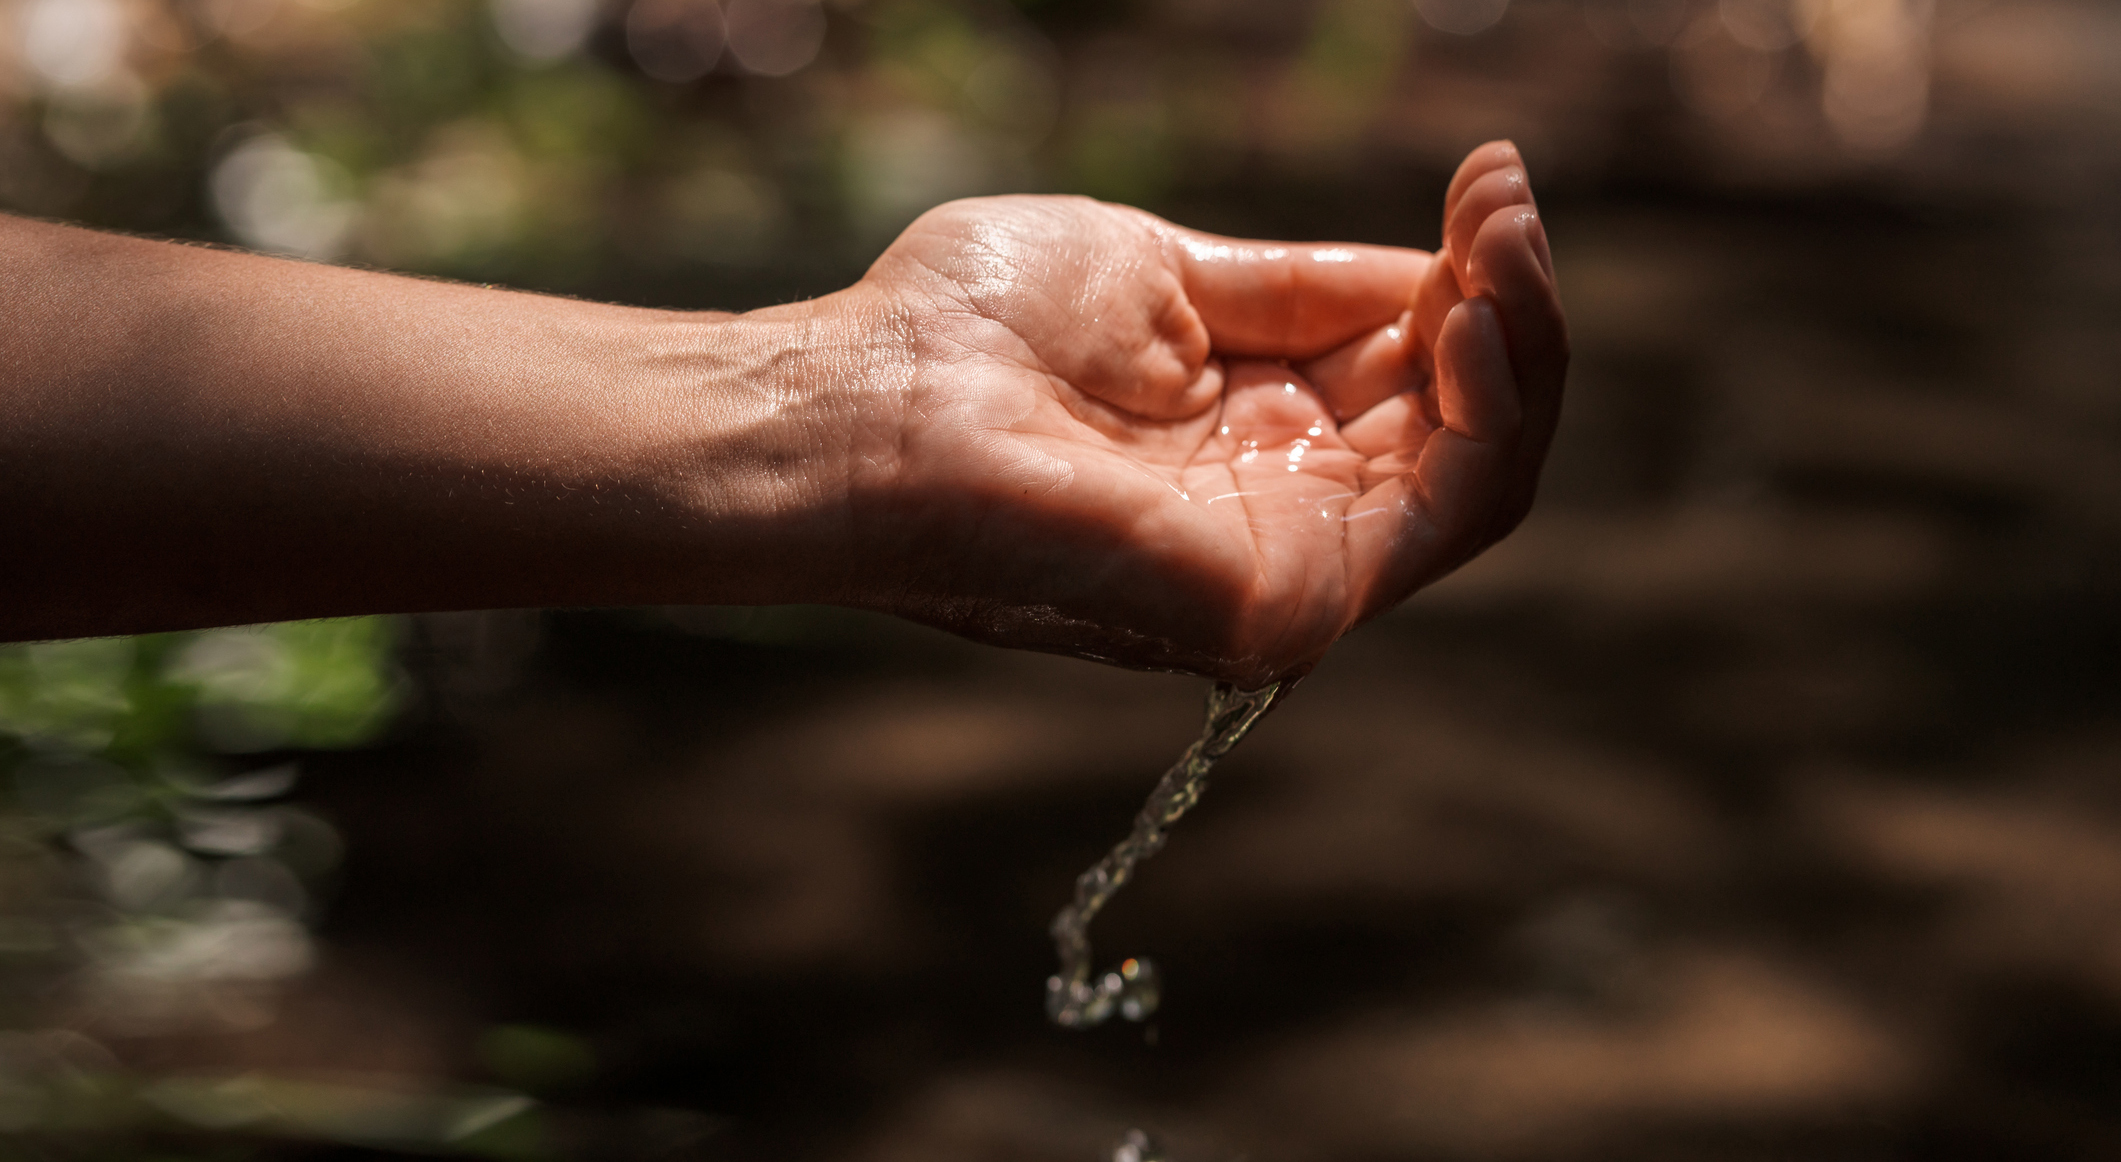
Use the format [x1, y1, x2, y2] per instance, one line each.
[2, 0, 2118, 1157]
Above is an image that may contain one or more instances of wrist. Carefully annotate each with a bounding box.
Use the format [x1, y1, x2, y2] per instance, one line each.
[624, 286, 912, 610]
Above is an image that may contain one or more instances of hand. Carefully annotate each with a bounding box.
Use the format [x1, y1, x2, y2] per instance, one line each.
[0, 143, 1558, 652]
[838, 142, 1569, 685]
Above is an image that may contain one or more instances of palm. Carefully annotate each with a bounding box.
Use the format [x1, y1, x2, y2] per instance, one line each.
[860, 145, 1566, 683]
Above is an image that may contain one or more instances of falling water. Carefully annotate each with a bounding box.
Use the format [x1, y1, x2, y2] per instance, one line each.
[1045, 678, 1295, 1028]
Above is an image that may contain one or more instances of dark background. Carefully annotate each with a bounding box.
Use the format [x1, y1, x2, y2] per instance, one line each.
[3, 0, 2119, 1157]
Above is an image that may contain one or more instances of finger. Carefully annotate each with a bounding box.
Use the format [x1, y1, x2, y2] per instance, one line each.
[1431, 296, 1521, 447]
[1338, 390, 1432, 463]
[1343, 297, 1518, 616]
[1442, 140, 1525, 234]
[1167, 230, 1432, 360]
[1445, 165, 1536, 295]
[1409, 142, 1529, 356]
[1408, 243, 1463, 356]
[1292, 310, 1424, 423]
[1463, 203, 1569, 540]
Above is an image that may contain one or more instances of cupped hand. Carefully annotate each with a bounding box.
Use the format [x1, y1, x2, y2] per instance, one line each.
[844, 142, 1568, 685]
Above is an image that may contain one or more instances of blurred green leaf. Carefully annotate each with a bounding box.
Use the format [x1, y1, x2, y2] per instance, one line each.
[164, 619, 402, 754]
[1063, 98, 1173, 207]
[476, 1024, 597, 1093]
[503, 64, 651, 163]
[0, 639, 136, 754]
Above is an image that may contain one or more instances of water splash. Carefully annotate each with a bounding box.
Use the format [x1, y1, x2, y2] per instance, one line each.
[1045, 679, 1295, 1028]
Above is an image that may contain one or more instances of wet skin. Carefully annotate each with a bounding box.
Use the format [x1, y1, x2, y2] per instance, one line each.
[0, 143, 1564, 681]
[843, 142, 1568, 683]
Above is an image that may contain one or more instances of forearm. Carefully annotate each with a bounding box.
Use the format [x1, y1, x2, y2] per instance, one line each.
[0, 215, 886, 640]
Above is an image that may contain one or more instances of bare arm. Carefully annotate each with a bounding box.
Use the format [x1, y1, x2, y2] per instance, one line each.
[1, 141, 1567, 682]
[0, 215, 893, 639]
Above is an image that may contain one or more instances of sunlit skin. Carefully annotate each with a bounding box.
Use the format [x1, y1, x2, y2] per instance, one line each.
[0, 142, 1565, 684]
[854, 142, 1567, 682]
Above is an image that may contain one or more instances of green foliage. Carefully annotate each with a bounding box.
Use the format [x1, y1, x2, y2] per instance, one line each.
[0, 620, 404, 1143]
[1063, 99, 1174, 207]
[0, 638, 138, 757]
[0, 618, 398, 965]
[476, 1024, 598, 1093]
[1281, 0, 1412, 159]
[0, 620, 402, 795]
[165, 620, 403, 754]
[366, 17, 500, 141]
[503, 65, 652, 164]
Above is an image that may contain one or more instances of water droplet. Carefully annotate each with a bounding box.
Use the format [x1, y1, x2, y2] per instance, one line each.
[1044, 681, 1295, 1029]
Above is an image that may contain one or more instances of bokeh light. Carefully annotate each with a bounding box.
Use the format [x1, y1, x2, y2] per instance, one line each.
[211, 133, 357, 259]
[723, 0, 827, 76]
[491, 0, 602, 61]
[19, 0, 129, 89]
[626, 0, 727, 83]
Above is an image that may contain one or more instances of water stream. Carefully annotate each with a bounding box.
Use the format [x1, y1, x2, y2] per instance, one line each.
[1044, 678, 1295, 1029]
